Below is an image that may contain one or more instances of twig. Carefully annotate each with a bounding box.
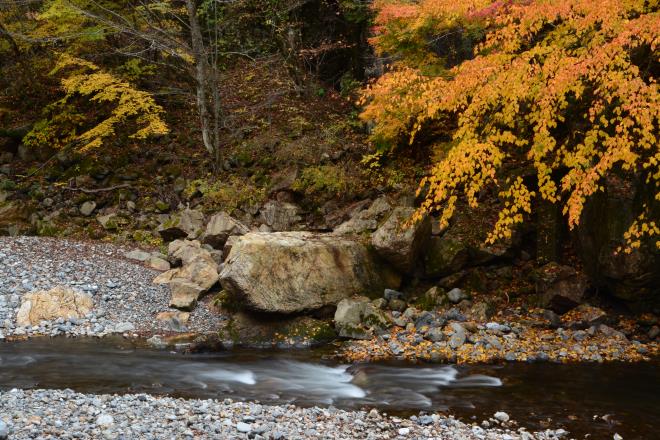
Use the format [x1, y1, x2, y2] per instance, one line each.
[63, 184, 132, 194]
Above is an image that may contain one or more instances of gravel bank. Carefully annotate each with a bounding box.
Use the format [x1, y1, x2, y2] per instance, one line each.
[0, 236, 223, 339]
[0, 389, 568, 440]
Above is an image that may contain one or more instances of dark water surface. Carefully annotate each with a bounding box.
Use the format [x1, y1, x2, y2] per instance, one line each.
[1, 338, 657, 439]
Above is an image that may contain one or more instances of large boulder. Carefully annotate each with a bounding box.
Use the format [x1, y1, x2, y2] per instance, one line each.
[371, 207, 431, 273]
[16, 287, 94, 326]
[219, 232, 387, 313]
[575, 176, 660, 308]
[201, 211, 249, 249]
[157, 208, 205, 241]
[536, 262, 589, 313]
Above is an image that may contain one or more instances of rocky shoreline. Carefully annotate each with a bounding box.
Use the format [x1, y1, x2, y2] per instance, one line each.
[0, 236, 223, 341]
[0, 389, 569, 440]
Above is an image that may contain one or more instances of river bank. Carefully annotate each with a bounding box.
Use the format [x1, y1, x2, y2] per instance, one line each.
[0, 388, 569, 440]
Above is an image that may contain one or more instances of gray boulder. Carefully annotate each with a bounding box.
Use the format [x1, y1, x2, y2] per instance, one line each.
[371, 207, 431, 273]
[220, 232, 387, 313]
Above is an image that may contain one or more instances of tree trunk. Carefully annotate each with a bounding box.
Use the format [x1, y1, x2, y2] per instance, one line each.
[184, 0, 218, 165]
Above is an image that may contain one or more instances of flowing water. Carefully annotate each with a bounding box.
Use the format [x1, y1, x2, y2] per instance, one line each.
[1, 338, 658, 439]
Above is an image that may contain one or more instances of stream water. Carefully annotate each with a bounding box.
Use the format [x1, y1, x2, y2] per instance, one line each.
[1, 338, 657, 439]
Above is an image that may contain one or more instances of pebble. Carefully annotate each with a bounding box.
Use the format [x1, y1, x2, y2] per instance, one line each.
[494, 411, 510, 422]
[0, 389, 565, 440]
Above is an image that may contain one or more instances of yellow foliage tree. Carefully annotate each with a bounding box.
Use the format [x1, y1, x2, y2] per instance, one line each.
[24, 54, 168, 153]
[361, 0, 659, 250]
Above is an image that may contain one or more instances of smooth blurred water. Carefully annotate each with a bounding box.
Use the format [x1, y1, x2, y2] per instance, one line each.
[1, 338, 657, 439]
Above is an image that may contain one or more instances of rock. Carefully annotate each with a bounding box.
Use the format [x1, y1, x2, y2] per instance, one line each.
[176, 258, 219, 291]
[649, 325, 659, 339]
[424, 234, 469, 278]
[148, 256, 171, 271]
[0, 420, 7, 439]
[542, 309, 561, 328]
[467, 301, 494, 321]
[96, 213, 118, 230]
[388, 298, 406, 311]
[371, 207, 431, 273]
[448, 323, 467, 349]
[124, 249, 151, 262]
[168, 240, 209, 266]
[16, 287, 94, 326]
[493, 411, 510, 423]
[333, 197, 391, 235]
[113, 322, 135, 333]
[398, 427, 410, 435]
[79, 201, 96, 216]
[334, 297, 390, 339]
[258, 201, 301, 231]
[536, 263, 589, 313]
[426, 327, 445, 342]
[153, 269, 180, 284]
[155, 311, 190, 332]
[383, 289, 403, 301]
[201, 211, 249, 249]
[169, 280, 205, 310]
[571, 304, 607, 327]
[96, 414, 114, 427]
[220, 232, 387, 313]
[575, 176, 660, 308]
[447, 288, 468, 304]
[157, 208, 205, 241]
[236, 422, 252, 433]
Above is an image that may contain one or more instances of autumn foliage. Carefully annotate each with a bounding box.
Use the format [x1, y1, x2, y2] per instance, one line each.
[361, 0, 659, 249]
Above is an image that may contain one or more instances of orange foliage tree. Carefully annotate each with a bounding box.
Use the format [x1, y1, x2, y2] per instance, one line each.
[361, 0, 659, 250]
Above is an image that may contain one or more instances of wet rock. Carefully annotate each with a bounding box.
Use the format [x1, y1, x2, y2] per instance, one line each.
[157, 208, 205, 241]
[536, 262, 589, 313]
[16, 287, 94, 326]
[372, 207, 431, 273]
[220, 232, 387, 313]
[201, 212, 249, 249]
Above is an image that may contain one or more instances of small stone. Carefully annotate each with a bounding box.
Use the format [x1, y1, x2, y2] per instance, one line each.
[96, 414, 114, 427]
[236, 422, 251, 433]
[447, 288, 468, 304]
[398, 427, 410, 435]
[493, 411, 510, 422]
[79, 201, 97, 216]
[648, 325, 659, 339]
[0, 420, 7, 440]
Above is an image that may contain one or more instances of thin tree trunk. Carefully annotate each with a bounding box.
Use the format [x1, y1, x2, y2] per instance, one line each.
[184, 0, 215, 159]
